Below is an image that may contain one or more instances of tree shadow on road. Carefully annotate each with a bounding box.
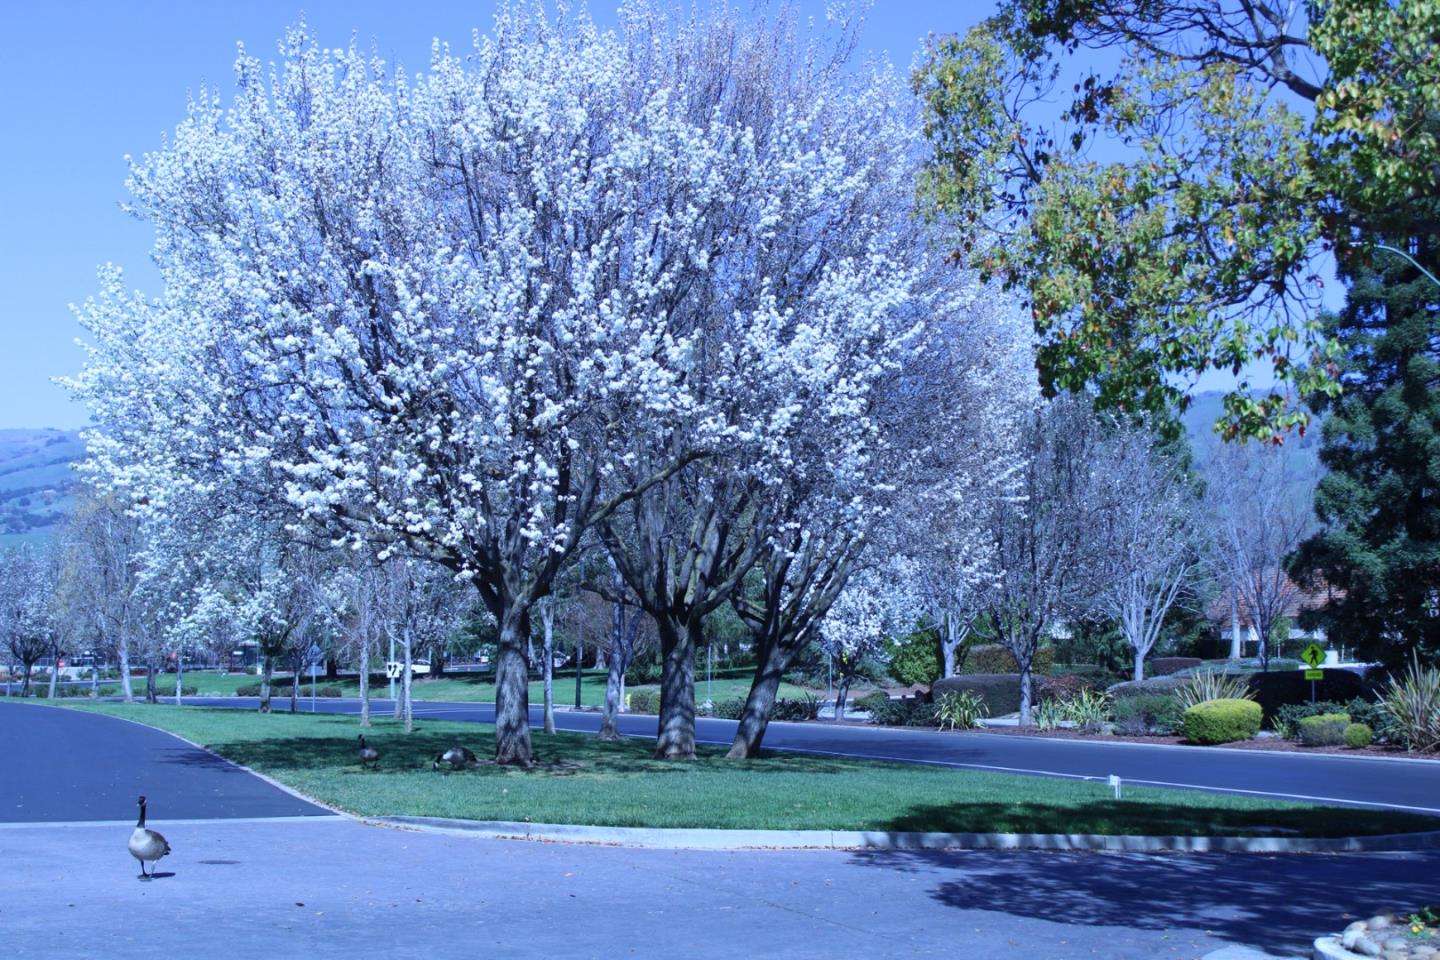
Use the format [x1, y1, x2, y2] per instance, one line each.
[848, 844, 1440, 956]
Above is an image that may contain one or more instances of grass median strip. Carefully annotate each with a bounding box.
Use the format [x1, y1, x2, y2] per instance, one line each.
[63, 702, 1440, 837]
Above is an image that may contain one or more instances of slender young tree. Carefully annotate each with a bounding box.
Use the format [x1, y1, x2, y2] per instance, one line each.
[1091, 425, 1202, 680]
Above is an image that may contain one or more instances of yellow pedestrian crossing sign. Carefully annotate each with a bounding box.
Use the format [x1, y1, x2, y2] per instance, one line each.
[1300, 643, 1326, 669]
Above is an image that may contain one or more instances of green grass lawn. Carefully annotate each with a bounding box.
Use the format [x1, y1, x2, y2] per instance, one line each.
[131, 666, 819, 707]
[59, 702, 1439, 837]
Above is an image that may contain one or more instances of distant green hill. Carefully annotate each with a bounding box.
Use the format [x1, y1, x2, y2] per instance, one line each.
[1180, 389, 1323, 511]
[0, 428, 86, 546]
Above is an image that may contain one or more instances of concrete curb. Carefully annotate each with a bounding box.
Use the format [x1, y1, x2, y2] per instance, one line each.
[369, 815, 1440, 853]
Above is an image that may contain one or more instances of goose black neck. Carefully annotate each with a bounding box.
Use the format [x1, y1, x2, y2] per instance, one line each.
[136, 800, 146, 828]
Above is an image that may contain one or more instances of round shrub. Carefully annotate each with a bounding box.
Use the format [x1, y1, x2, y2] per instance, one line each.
[1343, 722, 1374, 749]
[626, 688, 660, 714]
[1182, 698, 1263, 745]
[235, 684, 262, 697]
[1297, 712, 1351, 747]
[854, 691, 891, 715]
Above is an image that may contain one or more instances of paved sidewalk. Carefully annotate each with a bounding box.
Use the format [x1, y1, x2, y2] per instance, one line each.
[5, 816, 1435, 959]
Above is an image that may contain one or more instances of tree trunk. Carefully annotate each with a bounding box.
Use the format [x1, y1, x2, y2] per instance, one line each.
[259, 654, 273, 713]
[1017, 663, 1033, 726]
[492, 610, 533, 765]
[541, 602, 556, 735]
[144, 661, 157, 705]
[175, 652, 184, 706]
[941, 641, 956, 679]
[1133, 655, 1145, 682]
[359, 633, 371, 728]
[431, 647, 445, 678]
[401, 631, 413, 734]
[117, 631, 135, 703]
[833, 674, 851, 721]
[325, 656, 339, 681]
[655, 617, 698, 759]
[727, 639, 788, 758]
[1229, 594, 1242, 660]
[21, 662, 32, 697]
[598, 598, 631, 741]
[47, 654, 59, 700]
[90, 666, 99, 699]
[289, 650, 301, 714]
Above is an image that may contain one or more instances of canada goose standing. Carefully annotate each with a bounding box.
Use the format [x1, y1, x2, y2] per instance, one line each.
[432, 745, 478, 771]
[128, 795, 171, 880]
[358, 734, 379, 768]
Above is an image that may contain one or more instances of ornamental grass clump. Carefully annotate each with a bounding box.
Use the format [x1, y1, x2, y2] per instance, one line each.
[1174, 669, 1254, 713]
[1382, 656, 1440, 752]
[1181, 698, 1262, 745]
[933, 690, 989, 730]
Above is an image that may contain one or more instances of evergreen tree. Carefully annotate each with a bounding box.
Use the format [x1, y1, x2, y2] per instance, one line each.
[1291, 242, 1440, 667]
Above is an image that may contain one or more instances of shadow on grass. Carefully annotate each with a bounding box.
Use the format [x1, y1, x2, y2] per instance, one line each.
[847, 845, 1440, 956]
[878, 799, 1440, 838]
[199, 725, 872, 779]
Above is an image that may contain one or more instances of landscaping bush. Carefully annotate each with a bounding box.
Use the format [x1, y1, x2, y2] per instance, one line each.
[854, 691, 891, 716]
[705, 698, 746, 720]
[867, 696, 938, 727]
[1149, 657, 1203, 677]
[1297, 712, 1352, 747]
[1344, 722, 1374, 749]
[1037, 674, 1094, 702]
[960, 644, 1054, 676]
[1182, 698, 1262, 745]
[1107, 675, 1187, 699]
[626, 688, 660, 714]
[931, 674, 1021, 716]
[885, 631, 942, 687]
[627, 660, 663, 685]
[771, 695, 821, 722]
[1112, 695, 1181, 735]
[1047, 664, 1114, 684]
[1175, 670, 1254, 712]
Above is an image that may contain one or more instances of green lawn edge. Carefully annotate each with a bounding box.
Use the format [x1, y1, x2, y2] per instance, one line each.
[50, 702, 1439, 839]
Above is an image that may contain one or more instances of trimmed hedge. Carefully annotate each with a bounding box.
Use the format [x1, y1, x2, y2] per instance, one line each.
[1344, 723, 1374, 748]
[960, 645, 1054, 676]
[1037, 674, 1094, 702]
[1247, 668, 1369, 722]
[1150, 657, 1202, 677]
[1297, 713, 1351, 747]
[931, 674, 1021, 716]
[1182, 698, 1262, 745]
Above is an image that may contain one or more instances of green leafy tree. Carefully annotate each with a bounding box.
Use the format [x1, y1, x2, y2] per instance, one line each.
[914, 0, 1440, 439]
[1290, 244, 1440, 666]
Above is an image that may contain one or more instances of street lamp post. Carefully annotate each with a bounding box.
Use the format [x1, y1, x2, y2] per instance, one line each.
[1375, 243, 1440, 290]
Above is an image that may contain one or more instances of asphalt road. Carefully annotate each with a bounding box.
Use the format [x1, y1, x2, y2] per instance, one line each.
[0, 701, 330, 823]
[180, 695, 1440, 815]
[5, 815, 1439, 959]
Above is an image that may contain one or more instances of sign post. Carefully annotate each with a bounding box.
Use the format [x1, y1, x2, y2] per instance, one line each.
[1300, 643, 1326, 703]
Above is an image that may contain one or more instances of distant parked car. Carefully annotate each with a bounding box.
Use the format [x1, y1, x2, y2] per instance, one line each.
[411, 659, 431, 676]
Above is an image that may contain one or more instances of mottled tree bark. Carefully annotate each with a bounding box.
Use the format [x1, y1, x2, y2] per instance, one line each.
[655, 617, 700, 759]
[493, 612, 533, 765]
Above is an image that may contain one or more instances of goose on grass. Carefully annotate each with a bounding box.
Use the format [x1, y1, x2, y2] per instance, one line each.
[358, 734, 379, 768]
[432, 745, 479, 771]
[128, 795, 171, 881]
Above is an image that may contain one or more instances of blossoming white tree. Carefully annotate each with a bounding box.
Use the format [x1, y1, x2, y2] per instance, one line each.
[70, 5, 1038, 764]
